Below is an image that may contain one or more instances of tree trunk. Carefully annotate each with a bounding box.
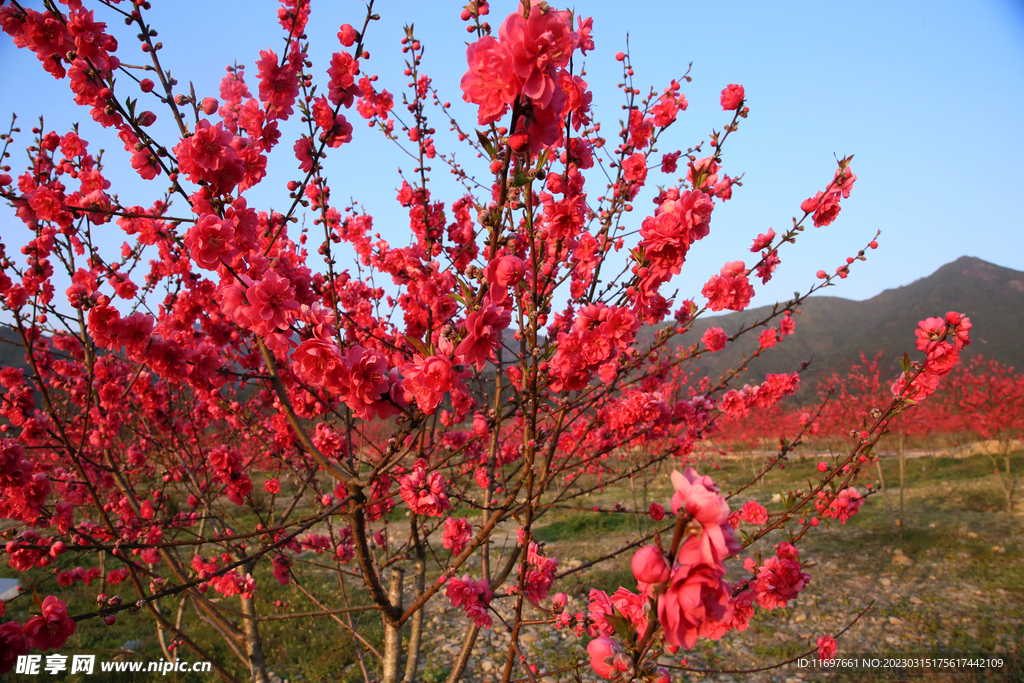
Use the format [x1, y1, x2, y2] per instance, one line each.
[402, 526, 426, 683]
[240, 562, 271, 683]
[382, 568, 405, 683]
[1005, 448, 1015, 513]
[897, 433, 906, 537]
[445, 624, 480, 683]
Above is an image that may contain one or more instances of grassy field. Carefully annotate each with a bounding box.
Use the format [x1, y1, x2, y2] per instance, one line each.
[2, 450, 1022, 682]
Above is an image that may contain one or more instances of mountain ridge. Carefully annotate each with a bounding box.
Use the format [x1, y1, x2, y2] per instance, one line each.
[672, 256, 1024, 395]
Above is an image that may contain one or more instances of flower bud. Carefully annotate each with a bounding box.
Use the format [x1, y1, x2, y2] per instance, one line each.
[631, 545, 670, 584]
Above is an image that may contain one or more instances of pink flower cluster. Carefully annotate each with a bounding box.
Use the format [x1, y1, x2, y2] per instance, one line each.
[208, 445, 253, 506]
[586, 636, 632, 679]
[549, 303, 640, 392]
[56, 565, 103, 587]
[0, 439, 50, 524]
[702, 260, 755, 312]
[0, 621, 27, 673]
[582, 467, 774, 679]
[670, 468, 741, 564]
[455, 302, 512, 372]
[23, 596, 77, 652]
[818, 635, 838, 661]
[892, 311, 971, 402]
[658, 535, 735, 651]
[739, 500, 768, 525]
[602, 468, 749, 660]
[718, 372, 801, 417]
[588, 587, 650, 640]
[633, 188, 714, 321]
[398, 461, 451, 517]
[800, 163, 857, 228]
[442, 517, 472, 556]
[460, 2, 592, 151]
[5, 531, 53, 572]
[512, 531, 559, 603]
[445, 574, 493, 628]
[293, 336, 404, 421]
[815, 487, 864, 524]
[750, 542, 810, 610]
[402, 354, 456, 415]
[209, 571, 257, 600]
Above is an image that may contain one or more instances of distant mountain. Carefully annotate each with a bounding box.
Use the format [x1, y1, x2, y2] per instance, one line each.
[0, 327, 26, 371]
[671, 256, 1024, 396]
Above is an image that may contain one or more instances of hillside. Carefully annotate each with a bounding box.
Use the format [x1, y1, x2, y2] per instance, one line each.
[674, 256, 1024, 395]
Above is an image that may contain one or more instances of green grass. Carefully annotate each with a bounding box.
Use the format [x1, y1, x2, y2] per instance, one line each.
[532, 510, 637, 544]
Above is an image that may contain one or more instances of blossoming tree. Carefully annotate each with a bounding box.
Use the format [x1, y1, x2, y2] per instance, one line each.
[0, 0, 972, 681]
[946, 357, 1024, 512]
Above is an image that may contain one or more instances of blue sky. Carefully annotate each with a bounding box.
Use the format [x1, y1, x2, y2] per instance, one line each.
[1, 0, 1022, 309]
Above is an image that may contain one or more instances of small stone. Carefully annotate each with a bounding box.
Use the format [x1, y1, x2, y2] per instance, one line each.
[879, 578, 892, 587]
[120, 640, 144, 652]
[889, 617, 904, 626]
[520, 630, 539, 644]
[909, 596, 924, 605]
[431, 616, 441, 625]
[481, 660, 495, 673]
[967, 532, 979, 539]
[793, 613, 807, 623]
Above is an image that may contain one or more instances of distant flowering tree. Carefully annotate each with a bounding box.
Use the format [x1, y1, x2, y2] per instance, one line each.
[947, 357, 1024, 512]
[0, 0, 971, 681]
[814, 351, 933, 529]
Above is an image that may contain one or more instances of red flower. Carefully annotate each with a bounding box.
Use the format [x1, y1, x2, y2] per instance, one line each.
[800, 191, 841, 227]
[0, 622, 27, 673]
[23, 596, 76, 651]
[499, 5, 574, 109]
[455, 303, 511, 371]
[631, 545, 670, 584]
[720, 84, 745, 110]
[657, 537, 733, 652]
[817, 635, 838, 661]
[442, 517, 472, 556]
[185, 214, 237, 270]
[461, 37, 518, 125]
[246, 270, 299, 335]
[402, 354, 454, 415]
[621, 153, 648, 183]
[398, 463, 450, 517]
[701, 327, 728, 353]
[740, 500, 768, 525]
